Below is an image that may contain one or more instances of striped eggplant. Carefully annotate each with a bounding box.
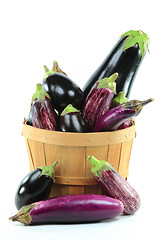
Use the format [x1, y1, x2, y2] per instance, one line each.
[83, 30, 150, 99]
[88, 155, 140, 215]
[82, 73, 118, 130]
[93, 98, 154, 132]
[31, 84, 58, 131]
[9, 194, 124, 224]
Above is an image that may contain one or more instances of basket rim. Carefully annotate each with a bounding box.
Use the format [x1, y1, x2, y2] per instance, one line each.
[22, 119, 136, 146]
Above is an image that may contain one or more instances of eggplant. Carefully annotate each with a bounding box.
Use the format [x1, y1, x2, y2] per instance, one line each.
[88, 155, 140, 215]
[111, 92, 130, 129]
[82, 73, 118, 130]
[59, 104, 87, 132]
[83, 30, 150, 98]
[94, 98, 154, 132]
[42, 61, 84, 114]
[15, 161, 58, 210]
[31, 84, 58, 131]
[117, 119, 132, 130]
[10, 194, 124, 224]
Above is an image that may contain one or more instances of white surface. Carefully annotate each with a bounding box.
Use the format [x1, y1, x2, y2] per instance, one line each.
[0, 0, 160, 239]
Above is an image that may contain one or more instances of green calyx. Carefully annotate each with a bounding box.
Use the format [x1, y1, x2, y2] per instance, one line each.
[61, 104, 80, 116]
[52, 60, 67, 75]
[43, 61, 67, 80]
[88, 155, 116, 179]
[38, 160, 58, 181]
[124, 98, 154, 115]
[43, 65, 54, 80]
[31, 83, 51, 104]
[121, 30, 150, 59]
[112, 91, 128, 107]
[9, 204, 36, 224]
[96, 72, 118, 94]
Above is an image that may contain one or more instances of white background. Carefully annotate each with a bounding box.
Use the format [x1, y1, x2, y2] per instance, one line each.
[0, 0, 160, 239]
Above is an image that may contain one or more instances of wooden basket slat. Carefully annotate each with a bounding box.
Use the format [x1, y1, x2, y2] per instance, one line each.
[118, 139, 133, 177]
[107, 143, 122, 170]
[28, 140, 46, 169]
[25, 139, 35, 171]
[22, 122, 136, 197]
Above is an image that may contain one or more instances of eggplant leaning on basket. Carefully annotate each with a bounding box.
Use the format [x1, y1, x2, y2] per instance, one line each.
[88, 155, 140, 215]
[9, 194, 124, 224]
[82, 73, 118, 130]
[15, 161, 58, 210]
[94, 98, 154, 132]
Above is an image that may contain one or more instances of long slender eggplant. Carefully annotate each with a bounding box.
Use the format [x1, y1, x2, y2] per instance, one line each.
[83, 30, 150, 98]
[88, 155, 140, 215]
[82, 73, 118, 130]
[9, 194, 124, 224]
[94, 98, 154, 132]
[31, 84, 58, 131]
[59, 104, 87, 132]
[42, 61, 84, 114]
[15, 161, 58, 210]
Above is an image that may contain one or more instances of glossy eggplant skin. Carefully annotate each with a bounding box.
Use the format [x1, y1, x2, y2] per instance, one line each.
[10, 194, 124, 224]
[59, 112, 87, 132]
[83, 36, 142, 98]
[42, 73, 84, 114]
[15, 169, 53, 210]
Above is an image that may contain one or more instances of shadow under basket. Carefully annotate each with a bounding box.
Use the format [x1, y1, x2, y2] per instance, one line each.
[22, 120, 136, 197]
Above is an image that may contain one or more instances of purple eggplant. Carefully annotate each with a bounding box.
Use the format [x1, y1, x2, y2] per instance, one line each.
[94, 98, 154, 132]
[117, 119, 132, 130]
[88, 155, 140, 215]
[59, 104, 87, 132]
[82, 73, 118, 130]
[31, 84, 58, 131]
[9, 194, 124, 224]
[111, 91, 131, 130]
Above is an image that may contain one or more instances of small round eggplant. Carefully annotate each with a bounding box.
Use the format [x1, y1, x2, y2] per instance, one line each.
[59, 104, 87, 132]
[42, 72, 84, 114]
[15, 161, 58, 210]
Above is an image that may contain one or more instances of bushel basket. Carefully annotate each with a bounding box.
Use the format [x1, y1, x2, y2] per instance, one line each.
[22, 120, 136, 197]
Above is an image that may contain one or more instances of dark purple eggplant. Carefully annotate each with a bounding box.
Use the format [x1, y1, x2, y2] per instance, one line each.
[31, 84, 58, 131]
[94, 98, 154, 132]
[83, 30, 150, 99]
[82, 73, 118, 130]
[9, 194, 124, 224]
[15, 161, 58, 210]
[59, 104, 87, 132]
[88, 155, 140, 215]
[42, 61, 84, 114]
